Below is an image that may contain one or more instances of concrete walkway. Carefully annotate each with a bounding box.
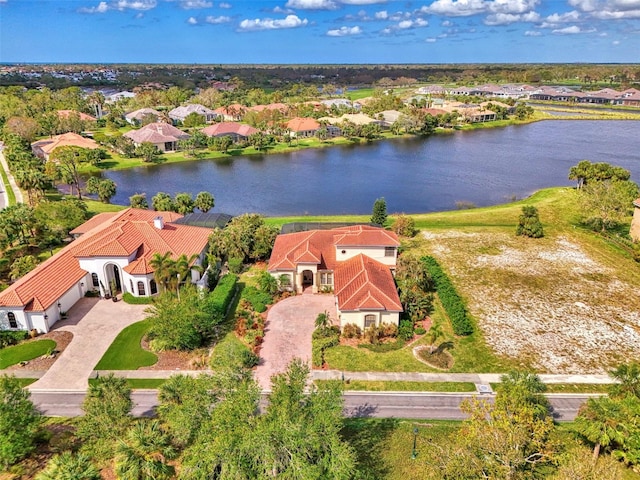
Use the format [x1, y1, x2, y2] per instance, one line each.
[28, 297, 147, 391]
[0, 147, 24, 208]
[255, 293, 336, 391]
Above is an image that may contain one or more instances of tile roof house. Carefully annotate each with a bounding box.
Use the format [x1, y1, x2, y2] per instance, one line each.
[201, 122, 259, 141]
[286, 117, 320, 138]
[268, 225, 402, 330]
[0, 208, 211, 333]
[168, 104, 220, 124]
[31, 132, 100, 160]
[124, 122, 190, 152]
[124, 108, 162, 125]
[213, 104, 246, 121]
[57, 110, 97, 122]
[616, 88, 640, 106]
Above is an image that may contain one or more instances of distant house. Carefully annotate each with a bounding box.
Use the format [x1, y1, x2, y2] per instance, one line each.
[124, 108, 162, 125]
[615, 88, 640, 106]
[320, 113, 383, 128]
[248, 103, 289, 114]
[286, 117, 320, 138]
[56, 110, 97, 122]
[31, 132, 100, 161]
[124, 122, 190, 152]
[105, 91, 136, 103]
[213, 104, 246, 121]
[201, 122, 259, 142]
[0, 208, 211, 333]
[320, 98, 362, 111]
[169, 104, 219, 124]
[268, 225, 402, 330]
[377, 110, 406, 128]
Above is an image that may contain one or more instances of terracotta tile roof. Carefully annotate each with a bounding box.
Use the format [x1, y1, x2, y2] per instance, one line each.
[213, 104, 246, 116]
[57, 110, 97, 121]
[249, 103, 289, 113]
[334, 254, 402, 312]
[268, 226, 398, 272]
[124, 122, 190, 144]
[286, 117, 320, 132]
[32, 132, 100, 156]
[0, 208, 210, 312]
[201, 122, 258, 137]
[69, 212, 119, 235]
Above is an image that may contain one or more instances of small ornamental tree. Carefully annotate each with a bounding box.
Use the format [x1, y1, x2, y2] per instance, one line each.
[516, 205, 544, 238]
[391, 213, 417, 237]
[194, 191, 215, 213]
[129, 193, 148, 209]
[371, 197, 388, 226]
[135, 142, 159, 163]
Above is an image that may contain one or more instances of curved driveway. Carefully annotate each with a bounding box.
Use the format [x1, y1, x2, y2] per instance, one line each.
[28, 297, 147, 391]
[255, 294, 335, 391]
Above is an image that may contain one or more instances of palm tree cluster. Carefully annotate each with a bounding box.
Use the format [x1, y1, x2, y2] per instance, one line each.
[149, 252, 203, 294]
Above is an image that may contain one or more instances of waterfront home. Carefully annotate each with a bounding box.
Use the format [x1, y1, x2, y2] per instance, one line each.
[0, 208, 211, 333]
[268, 225, 402, 330]
[286, 117, 320, 138]
[31, 132, 100, 161]
[201, 122, 259, 142]
[124, 122, 190, 152]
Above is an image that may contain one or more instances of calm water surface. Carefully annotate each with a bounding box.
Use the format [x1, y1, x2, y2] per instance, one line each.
[104, 120, 640, 216]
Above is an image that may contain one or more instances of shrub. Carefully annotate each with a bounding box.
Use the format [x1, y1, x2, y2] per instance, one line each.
[227, 257, 244, 274]
[364, 326, 381, 345]
[311, 326, 340, 367]
[392, 213, 417, 237]
[422, 256, 473, 336]
[0, 331, 28, 348]
[240, 286, 272, 313]
[84, 289, 100, 298]
[122, 292, 153, 304]
[210, 339, 258, 370]
[380, 323, 398, 338]
[415, 327, 427, 335]
[206, 274, 238, 317]
[516, 205, 544, 238]
[257, 270, 279, 295]
[398, 319, 414, 341]
[341, 323, 361, 339]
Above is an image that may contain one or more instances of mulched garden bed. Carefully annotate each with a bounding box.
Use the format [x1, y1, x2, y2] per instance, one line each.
[5, 330, 73, 372]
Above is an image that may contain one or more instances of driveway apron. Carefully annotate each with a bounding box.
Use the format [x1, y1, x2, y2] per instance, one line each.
[28, 297, 147, 391]
[255, 293, 335, 391]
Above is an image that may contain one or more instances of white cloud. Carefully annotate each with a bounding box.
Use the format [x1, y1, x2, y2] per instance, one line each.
[484, 10, 539, 23]
[374, 10, 388, 18]
[544, 10, 581, 22]
[273, 6, 294, 13]
[113, 0, 157, 10]
[205, 15, 230, 23]
[425, 37, 437, 41]
[441, 19, 453, 26]
[612, 39, 620, 44]
[398, 18, 428, 28]
[568, 0, 640, 18]
[219, 2, 231, 7]
[339, 0, 387, 4]
[487, 0, 539, 14]
[421, 0, 487, 17]
[79, 1, 110, 13]
[187, 16, 198, 24]
[327, 25, 362, 35]
[285, 0, 337, 9]
[524, 29, 541, 35]
[238, 14, 308, 31]
[180, 0, 212, 9]
[552, 25, 588, 33]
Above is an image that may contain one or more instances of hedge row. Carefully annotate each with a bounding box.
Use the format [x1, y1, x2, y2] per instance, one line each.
[422, 256, 474, 336]
[0, 330, 28, 349]
[209, 274, 238, 316]
[122, 292, 153, 305]
[240, 286, 272, 313]
[312, 327, 340, 367]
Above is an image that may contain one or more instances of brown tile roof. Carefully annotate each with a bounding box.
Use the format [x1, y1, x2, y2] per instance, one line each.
[213, 104, 246, 116]
[334, 254, 402, 312]
[69, 212, 119, 235]
[32, 132, 100, 156]
[201, 122, 258, 137]
[0, 208, 210, 311]
[268, 226, 399, 272]
[124, 122, 190, 144]
[286, 117, 320, 132]
[249, 103, 289, 113]
[57, 110, 97, 122]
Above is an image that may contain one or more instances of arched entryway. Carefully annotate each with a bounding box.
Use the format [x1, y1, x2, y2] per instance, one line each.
[301, 270, 314, 291]
[104, 263, 123, 296]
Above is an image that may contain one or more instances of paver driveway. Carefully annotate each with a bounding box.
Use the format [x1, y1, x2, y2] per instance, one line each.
[28, 297, 147, 391]
[255, 293, 335, 391]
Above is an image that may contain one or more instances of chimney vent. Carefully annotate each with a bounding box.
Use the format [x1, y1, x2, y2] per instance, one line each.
[153, 216, 164, 229]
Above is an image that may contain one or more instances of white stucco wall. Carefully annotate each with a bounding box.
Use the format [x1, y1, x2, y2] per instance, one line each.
[335, 246, 397, 266]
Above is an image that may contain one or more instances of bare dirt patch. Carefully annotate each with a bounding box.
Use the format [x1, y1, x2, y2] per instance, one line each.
[423, 230, 640, 373]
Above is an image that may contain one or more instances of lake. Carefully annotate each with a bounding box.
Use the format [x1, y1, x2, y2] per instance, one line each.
[104, 120, 640, 216]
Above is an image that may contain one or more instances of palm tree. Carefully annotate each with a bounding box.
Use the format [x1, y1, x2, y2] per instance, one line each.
[115, 420, 176, 480]
[174, 253, 203, 288]
[149, 252, 175, 293]
[609, 362, 640, 399]
[425, 323, 444, 354]
[574, 396, 626, 461]
[36, 452, 101, 480]
[315, 310, 331, 330]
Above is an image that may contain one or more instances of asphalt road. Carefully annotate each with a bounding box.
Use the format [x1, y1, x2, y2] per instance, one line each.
[30, 390, 593, 421]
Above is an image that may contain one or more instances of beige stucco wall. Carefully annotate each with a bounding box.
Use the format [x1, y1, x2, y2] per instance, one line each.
[335, 246, 397, 266]
[631, 207, 640, 242]
[338, 310, 400, 330]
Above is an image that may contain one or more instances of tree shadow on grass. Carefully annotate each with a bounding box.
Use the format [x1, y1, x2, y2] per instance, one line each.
[341, 417, 399, 480]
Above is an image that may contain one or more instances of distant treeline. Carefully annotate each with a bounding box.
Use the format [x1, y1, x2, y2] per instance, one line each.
[1, 63, 639, 90]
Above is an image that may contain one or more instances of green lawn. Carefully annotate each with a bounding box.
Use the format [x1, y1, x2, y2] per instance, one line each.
[0, 160, 16, 206]
[0, 339, 56, 369]
[317, 380, 476, 392]
[94, 320, 157, 370]
[89, 378, 166, 389]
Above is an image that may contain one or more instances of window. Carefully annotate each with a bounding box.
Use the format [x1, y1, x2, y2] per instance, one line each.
[364, 314, 376, 329]
[8, 312, 17, 329]
[384, 247, 395, 257]
[137, 281, 146, 296]
[91, 273, 99, 287]
[320, 272, 333, 286]
[150, 280, 158, 295]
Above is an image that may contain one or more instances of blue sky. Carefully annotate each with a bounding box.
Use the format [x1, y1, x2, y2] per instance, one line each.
[0, 0, 638, 63]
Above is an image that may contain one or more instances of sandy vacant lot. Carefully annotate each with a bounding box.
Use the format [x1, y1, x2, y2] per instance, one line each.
[423, 230, 640, 374]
